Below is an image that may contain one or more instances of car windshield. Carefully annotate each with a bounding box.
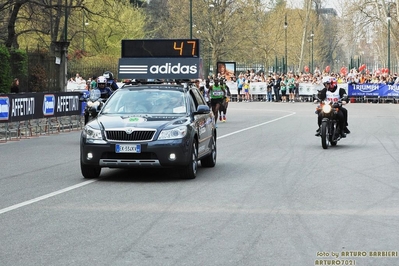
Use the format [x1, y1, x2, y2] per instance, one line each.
[101, 89, 187, 115]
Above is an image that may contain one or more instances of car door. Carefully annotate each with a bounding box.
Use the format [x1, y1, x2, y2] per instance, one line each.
[189, 88, 213, 157]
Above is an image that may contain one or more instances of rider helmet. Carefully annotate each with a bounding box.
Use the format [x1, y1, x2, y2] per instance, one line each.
[322, 76, 331, 84]
[103, 71, 114, 80]
[97, 76, 107, 85]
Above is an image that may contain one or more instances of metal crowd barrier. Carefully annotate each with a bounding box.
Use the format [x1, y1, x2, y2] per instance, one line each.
[0, 91, 83, 143]
[0, 115, 83, 143]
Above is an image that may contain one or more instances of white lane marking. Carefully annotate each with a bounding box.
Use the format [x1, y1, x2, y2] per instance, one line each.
[217, 112, 296, 139]
[0, 180, 97, 215]
[0, 112, 295, 215]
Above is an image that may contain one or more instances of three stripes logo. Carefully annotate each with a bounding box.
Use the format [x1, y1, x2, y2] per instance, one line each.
[119, 65, 148, 75]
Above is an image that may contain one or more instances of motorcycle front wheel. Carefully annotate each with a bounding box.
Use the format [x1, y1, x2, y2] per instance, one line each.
[321, 121, 329, 149]
[330, 122, 338, 146]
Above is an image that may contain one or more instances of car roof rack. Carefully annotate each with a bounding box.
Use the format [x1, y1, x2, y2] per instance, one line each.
[121, 79, 194, 86]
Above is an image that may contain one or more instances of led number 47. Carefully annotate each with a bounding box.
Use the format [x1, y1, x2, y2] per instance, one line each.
[173, 41, 197, 56]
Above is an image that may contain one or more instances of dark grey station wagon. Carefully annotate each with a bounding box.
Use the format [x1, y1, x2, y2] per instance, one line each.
[80, 83, 217, 179]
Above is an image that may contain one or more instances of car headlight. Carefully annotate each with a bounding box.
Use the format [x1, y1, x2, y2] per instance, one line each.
[83, 126, 106, 144]
[322, 104, 332, 113]
[158, 126, 187, 140]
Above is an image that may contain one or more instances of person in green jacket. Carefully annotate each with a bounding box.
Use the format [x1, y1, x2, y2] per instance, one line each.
[287, 72, 296, 103]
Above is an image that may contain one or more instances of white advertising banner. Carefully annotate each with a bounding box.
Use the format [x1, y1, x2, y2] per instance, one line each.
[226, 81, 348, 96]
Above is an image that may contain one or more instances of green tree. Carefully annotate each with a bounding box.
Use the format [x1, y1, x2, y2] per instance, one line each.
[144, 0, 323, 74]
[0, 45, 11, 93]
[2, 0, 146, 58]
[149, 0, 255, 73]
[84, 0, 147, 56]
[10, 48, 28, 78]
[342, 0, 399, 72]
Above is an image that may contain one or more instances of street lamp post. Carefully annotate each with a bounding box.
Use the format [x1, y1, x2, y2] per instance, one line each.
[311, 29, 314, 74]
[82, 10, 89, 51]
[387, 4, 391, 74]
[61, 0, 69, 92]
[208, 3, 215, 77]
[307, 38, 311, 70]
[190, 0, 193, 39]
[284, 14, 288, 74]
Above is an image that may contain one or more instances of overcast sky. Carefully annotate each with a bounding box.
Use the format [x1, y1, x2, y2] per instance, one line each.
[287, 0, 343, 13]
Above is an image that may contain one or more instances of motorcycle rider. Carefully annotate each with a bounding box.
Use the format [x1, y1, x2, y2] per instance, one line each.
[96, 76, 113, 99]
[315, 77, 350, 137]
[103, 71, 119, 91]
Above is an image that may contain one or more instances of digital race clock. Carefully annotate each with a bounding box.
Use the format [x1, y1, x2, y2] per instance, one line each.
[122, 39, 200, 58]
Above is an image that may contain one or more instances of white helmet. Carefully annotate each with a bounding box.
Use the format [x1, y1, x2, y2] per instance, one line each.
[322, 76, 331, 84]
[97, 76, 107, 84]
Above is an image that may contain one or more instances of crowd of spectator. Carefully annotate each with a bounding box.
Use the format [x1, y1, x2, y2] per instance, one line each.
[206, 66, 399, 103]
[213, 66, 399, 86]
[68, 73, 100, 91]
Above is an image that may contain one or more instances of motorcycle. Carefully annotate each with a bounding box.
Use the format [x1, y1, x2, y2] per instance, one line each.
[81, 89, 103, 125]
[315, 96, 347, 149]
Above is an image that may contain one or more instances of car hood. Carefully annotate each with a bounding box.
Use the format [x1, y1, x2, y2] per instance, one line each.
[93, 114, 189, 129]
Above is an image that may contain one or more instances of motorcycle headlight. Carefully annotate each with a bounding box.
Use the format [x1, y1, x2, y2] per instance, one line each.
[158, 126, 187, 140]
[83, 126, 106, 144]
[322, 104, 332, 113]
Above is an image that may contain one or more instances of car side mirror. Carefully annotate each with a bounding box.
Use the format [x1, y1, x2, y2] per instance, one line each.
[195, 104, 210, 114]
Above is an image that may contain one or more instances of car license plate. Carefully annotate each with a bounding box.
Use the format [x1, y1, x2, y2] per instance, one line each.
[115, 144, 141, 153]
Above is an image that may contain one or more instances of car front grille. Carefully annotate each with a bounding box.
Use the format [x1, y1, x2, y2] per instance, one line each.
[105, 130, 156, 141]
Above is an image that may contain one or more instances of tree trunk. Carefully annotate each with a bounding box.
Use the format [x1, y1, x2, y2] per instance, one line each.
[5, 2, 23, 49]
[297, 0, 312, 73]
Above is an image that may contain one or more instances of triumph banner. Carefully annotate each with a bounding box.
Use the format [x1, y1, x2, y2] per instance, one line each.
[0, 92, 81, 123]
[348, 83, 399, 97]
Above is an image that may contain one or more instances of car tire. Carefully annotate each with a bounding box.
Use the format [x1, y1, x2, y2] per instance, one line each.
[81, 161, 101, 179]
[180, 141, 198, 179]
[200, 135, 216, 167]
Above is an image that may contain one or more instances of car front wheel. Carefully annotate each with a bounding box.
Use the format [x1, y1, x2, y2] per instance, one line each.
[201, 135, 216, 167]
[180, 141, 198, 179]
[81, 161, 101, 179]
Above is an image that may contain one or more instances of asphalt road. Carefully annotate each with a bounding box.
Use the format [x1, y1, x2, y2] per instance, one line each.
[1, 102, 399, 266]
